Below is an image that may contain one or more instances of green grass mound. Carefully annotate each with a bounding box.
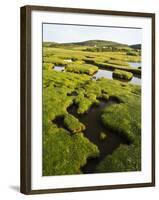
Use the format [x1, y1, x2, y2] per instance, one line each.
[43, 130, 99, 176]
[113, 69, 133, 80]
[74, 92, 98, 114]
[100, 132, 107, 140]
[84, 58, 141, 76]
[107, 59, 129, 66]
[43, 62, 54, 70]
[64, 114, 85, 133]
[96, 141, 141, 173]
[101, 103, 140, 143]
[66, 63, 98, 75]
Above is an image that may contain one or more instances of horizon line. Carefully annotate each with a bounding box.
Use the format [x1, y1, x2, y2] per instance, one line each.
[42, 39, 141, 46]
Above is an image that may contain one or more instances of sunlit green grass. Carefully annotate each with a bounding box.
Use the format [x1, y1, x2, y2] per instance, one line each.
[63, 114, 86, 133]
[43, 130, 99, 175]
[113, 69, 133, 80]
[96, 140, 141, 172]
[42, 44, 141, 175]
[66, 63, 98, 75]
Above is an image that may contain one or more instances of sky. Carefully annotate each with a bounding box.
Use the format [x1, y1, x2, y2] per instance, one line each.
[43, 23, 142, 45]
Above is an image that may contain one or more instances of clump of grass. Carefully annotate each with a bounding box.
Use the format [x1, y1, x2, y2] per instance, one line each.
[101, 103, 140, 143]
[43, 130, 99, 176]
[43, 56, 68, 66]
[84, 57, 141, 76]
[96, 140, 141, 173]
[43, 62, 54, 70]
[113, 69, 133, 80]
[74, 93, 93, 114]
[99, 93, 109, 101]
[66, 63, 98, 75]
[126, 51, 139, 56]
[63, 114, 85, 133]
[99, 62, 141, 75]
[107, 59, 129, 66]
[74, 82, 102, 114]
[100, 132, 107, 140]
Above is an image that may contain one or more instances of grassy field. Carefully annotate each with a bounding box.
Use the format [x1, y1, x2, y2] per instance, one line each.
[42, 40, 141, 175]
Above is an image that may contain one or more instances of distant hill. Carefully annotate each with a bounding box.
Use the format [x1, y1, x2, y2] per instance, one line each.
[43, 41, 59, 47]
[43, 40, 140, 53]
[65, 40, 128, 47]
[43, 39, 130, 49]
[129, 44, 141, 50]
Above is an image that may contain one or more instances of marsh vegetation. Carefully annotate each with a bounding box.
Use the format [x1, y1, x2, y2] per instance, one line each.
[42, 40, 141, 176]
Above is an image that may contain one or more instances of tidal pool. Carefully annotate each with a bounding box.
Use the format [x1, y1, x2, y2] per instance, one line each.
[63, 59, 73, 62]
[67, 99, 128, 173]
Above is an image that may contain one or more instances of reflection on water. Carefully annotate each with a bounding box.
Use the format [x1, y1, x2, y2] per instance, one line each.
[54, 66, 65, 71]
[93, 69, 141, 85]
[128, 62, 141, 68]
[93, 69, 112, 79]
[64, 59, 72, 62]
[131, 76, 141, 85]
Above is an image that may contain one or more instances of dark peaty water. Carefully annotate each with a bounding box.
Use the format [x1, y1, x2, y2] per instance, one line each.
[67, 99, 128, 174]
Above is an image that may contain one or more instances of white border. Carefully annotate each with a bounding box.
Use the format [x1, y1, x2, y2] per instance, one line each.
[31, 10, 152, 190]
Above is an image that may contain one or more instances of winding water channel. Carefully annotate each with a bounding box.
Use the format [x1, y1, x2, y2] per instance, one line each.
[53, 62, 141, 85]
[67, 99, 128, 173]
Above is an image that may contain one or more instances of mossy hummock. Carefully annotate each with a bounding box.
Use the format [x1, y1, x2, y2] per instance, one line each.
[113, 69, 133, 80]
[66, 63, 98, 75]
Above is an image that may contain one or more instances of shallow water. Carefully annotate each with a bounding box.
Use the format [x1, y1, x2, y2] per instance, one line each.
[93, 69, 141, 85]
[64, 59, 72, 62]
[93, 69, 112, 80]
[53, 65, 141, 85]
[131, 76, 141, 85]
[67, 99, 128, 174]
[128, 62, 141, 68]
[54, 66, 65, 71]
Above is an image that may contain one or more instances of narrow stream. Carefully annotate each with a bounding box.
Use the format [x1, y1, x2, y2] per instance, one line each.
[67, 99, 128, 174]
